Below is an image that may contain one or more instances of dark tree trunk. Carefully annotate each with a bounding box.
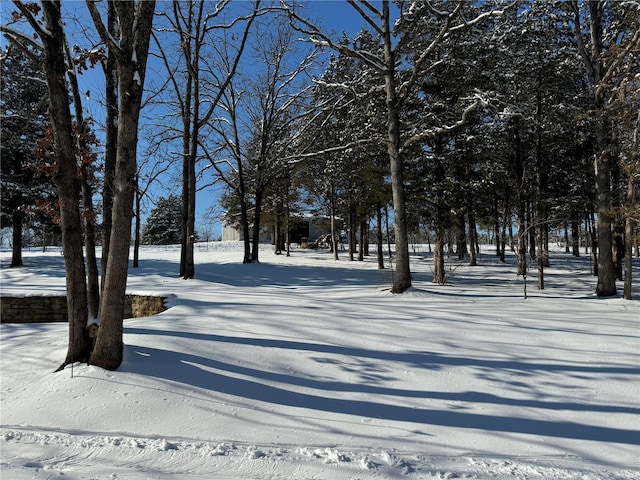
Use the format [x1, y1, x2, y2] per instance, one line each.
[517, 200, 527, 278]
[468, 209, 478, 267]
[376, 206, 384, 269]
[241, 197, 252, 264]
[133, 181, 141, 268]
[101, 0, 119, 296]
[348, 203, 356, 261]
[39, 1, 91, 370]
[571, 219, 580, 256]
[358, 219, 366, 261]
[251, 187, 264, 263]
[457, 212, 467, 261]
[11, 208, 23, 267]
[589, 206, 599, 277]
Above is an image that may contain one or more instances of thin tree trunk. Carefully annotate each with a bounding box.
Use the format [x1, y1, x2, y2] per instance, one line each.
[101, 0, 119, 296]
[251, 187, 264, 263]
[240, 196, 252, 264]
[589, 205, 599, 276]
[468, 209, 478, 267]
[377, 206, 384, 269]
[623, 173, 635, 300]
[65, 41, 100, 318]
[433, 232, 445, 285]
[330, 187, 339, 261]
[133, 182, 141, 268]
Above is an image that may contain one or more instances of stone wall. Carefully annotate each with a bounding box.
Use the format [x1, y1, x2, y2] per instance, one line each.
[0, 294, 167, 323]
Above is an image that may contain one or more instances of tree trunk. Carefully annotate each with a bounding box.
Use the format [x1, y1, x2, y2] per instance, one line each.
[593, 134, 616, 295]
[11, 208, 23, 268]
[82, 176, 100, 318]
[589, 207, 598, 276]
[376, 206, 384, 269]
[500, 198, 508, 263]
[101, 0, 119, 295]
[517, 201, 527, 278]
[433, 232, 446, 285]
[330, 188, 339, 261]
[623, 173, 635, 300]
[457, 212, 467, 261]
[65, 41, 100, 319]
[251, 187, 264, 263]
[382, 0, 411, 293]
[468, 209, 478, 267]
[89, 0, 156, 371]
[133, 181, 141, 268]
[571, 0, 616, 296]
[40, 1, 91, 370]
[494, 194, 501, 258]
[347, 202, 355, 261]
[241, 194, 252, 264]
[571, 219, 580, 256]
[358, 219, 366, 261]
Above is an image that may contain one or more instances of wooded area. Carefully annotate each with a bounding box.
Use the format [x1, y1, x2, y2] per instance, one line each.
[1, 0, 638, 370]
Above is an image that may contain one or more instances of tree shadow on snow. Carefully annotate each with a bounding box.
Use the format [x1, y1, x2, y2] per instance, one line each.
[121, 329, 640, 447]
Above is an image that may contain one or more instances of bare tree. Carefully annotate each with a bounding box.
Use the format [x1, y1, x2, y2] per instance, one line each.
[152, 0, 263, 277]
[207, 14, 316, 263]
[282, 0, 507, 293]
[87, 0, 156, 370]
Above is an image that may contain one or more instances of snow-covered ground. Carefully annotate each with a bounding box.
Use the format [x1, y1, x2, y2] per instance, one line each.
[1, 242, 639, 479]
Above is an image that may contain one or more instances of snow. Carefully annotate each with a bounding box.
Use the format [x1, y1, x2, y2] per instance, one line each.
[1, 242, 639, 479]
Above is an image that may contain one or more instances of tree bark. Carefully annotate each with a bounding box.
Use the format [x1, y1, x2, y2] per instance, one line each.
[39, 1, 91, 369]
[11, 208, 23, 268]
[101, 0, 119, 295]
[89, 0, 156, 370]
[382, 0, 411, 293]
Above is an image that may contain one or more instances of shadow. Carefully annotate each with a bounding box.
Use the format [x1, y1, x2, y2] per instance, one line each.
[121, 342, 640, 446]
[192, 260, 388, 288]
[125, 327, 640, 377]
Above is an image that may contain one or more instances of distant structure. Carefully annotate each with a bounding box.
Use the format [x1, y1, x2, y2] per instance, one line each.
[221, 215, 332, 246]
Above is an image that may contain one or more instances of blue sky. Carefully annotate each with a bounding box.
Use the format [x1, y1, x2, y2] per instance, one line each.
[1, 1, 373, 240]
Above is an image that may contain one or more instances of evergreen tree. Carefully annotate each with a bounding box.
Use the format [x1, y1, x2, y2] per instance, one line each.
[142, 195, 183, 245]
[0, 46, 55, 266]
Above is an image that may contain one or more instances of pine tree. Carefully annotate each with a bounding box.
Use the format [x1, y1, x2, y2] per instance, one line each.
[0, 46, 54, 266]
[142, 195, 183, 245]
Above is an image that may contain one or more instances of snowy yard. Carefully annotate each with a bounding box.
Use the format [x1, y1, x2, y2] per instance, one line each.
[1, 242, 639, 479]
